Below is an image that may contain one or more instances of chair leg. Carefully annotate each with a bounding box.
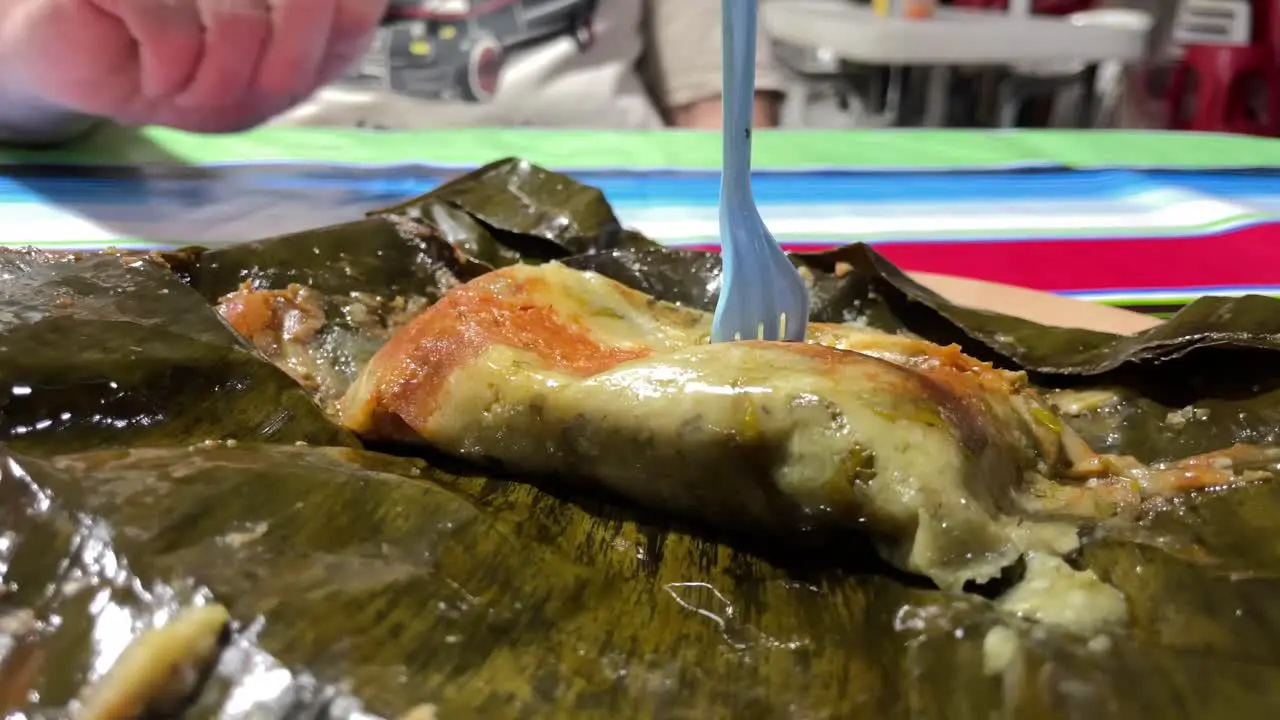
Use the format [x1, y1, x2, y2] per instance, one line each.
[1269, 71, 1280, 136]
[782, 81, 811, 128]
[1192, 78, 1228, 132]
[1091, 61, 1126, 129]
[1075, 65, 1100, 128]
[997, 78, 1020, 128]
[923, 66, 952, 127]
[1165, 64, 1189, 130]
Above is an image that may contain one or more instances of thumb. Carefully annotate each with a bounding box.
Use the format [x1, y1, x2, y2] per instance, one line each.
[314, 0, 389, 85]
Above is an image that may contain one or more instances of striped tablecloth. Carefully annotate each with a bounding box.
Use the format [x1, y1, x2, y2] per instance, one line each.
[5, 126, 1280, 316]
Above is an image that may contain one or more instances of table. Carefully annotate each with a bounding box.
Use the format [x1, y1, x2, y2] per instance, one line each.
[762, 1, 1149, 126]
[763, 2, 1148, 65]
[3, 126, 1280, 317]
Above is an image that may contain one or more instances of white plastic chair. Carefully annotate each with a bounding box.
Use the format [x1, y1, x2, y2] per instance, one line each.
[773, 41, 900, 128]
[999, 8, 1155, 127]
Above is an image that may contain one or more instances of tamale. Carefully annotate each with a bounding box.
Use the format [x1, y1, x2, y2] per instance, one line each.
[338, 262, 1267, 607]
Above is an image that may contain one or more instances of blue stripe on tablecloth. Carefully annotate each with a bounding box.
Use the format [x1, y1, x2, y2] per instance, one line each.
[3, 167, 1280, 206]
[2, 161, 1278, 312]
[0, 164, 1278, 253]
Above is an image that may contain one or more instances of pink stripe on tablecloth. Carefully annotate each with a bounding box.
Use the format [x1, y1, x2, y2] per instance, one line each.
[687, 222, 1280, 294]
[873, 225, 1280, 293]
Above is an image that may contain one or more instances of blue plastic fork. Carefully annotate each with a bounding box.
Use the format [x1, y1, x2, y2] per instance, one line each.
[710, 0, 810, 343]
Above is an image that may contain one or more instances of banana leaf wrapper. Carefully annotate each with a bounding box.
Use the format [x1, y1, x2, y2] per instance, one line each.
[0, 248, 352, 454]
[9, 442, 1280, 719]
[7, 158, 1280, 718]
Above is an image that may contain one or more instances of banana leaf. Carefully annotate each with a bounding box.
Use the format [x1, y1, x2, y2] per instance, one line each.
[10, 442, 1280, 719]
[0, 248, 351, 454]
[9, 158, 1280, 719]
[368, 158, 644, 265]
[186, 214, 493, 302]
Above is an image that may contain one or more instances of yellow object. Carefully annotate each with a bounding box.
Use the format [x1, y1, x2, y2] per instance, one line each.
[439, 25, 457, 40]
[409, 40, 431, 56]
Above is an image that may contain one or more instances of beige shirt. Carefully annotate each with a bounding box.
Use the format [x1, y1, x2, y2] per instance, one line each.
[270, 0, 787, 130]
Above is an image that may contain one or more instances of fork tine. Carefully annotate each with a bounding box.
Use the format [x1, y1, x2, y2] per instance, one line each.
[759, 311, 781, 342]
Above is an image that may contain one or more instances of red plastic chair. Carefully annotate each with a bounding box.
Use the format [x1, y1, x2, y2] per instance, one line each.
[1166, 44, 1280, 135]
[1253, 0, 1280, 60]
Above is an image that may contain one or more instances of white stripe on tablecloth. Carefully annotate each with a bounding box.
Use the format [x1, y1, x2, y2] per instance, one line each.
[623, 199, 1251, 243]
[0, 185, 1264, 248]
[0, 205, 124, 245]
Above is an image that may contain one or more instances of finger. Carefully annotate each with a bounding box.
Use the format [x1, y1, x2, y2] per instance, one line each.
[176, 0, 271, 108]
[314, 0, 389, 85]
[332, 0, 389, 48]
[3, 0, 137, 114]
[254, 0, 335, 101]
[88, 0, 203, 99]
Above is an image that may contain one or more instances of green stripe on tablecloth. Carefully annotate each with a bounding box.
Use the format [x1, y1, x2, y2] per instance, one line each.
[6, 126, 1280, 170]
[1004, 131, 1280, 170]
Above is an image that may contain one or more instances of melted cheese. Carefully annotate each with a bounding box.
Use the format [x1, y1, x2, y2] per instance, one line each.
[336, 262, 1270, 628]
[340, 263, 1070, 590]
[999, 553, 1129, 631]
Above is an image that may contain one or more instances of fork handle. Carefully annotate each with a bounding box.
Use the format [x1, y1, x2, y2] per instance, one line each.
[721, 0, 758, 201]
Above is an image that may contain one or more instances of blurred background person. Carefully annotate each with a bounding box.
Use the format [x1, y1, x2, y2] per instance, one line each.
[275, 0, 787, 130]
[0, 0, 785, 146]
[0, 0, 390, 142]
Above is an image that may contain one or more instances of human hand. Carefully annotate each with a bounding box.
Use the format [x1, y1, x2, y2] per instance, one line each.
[0, 0, 388, 134]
